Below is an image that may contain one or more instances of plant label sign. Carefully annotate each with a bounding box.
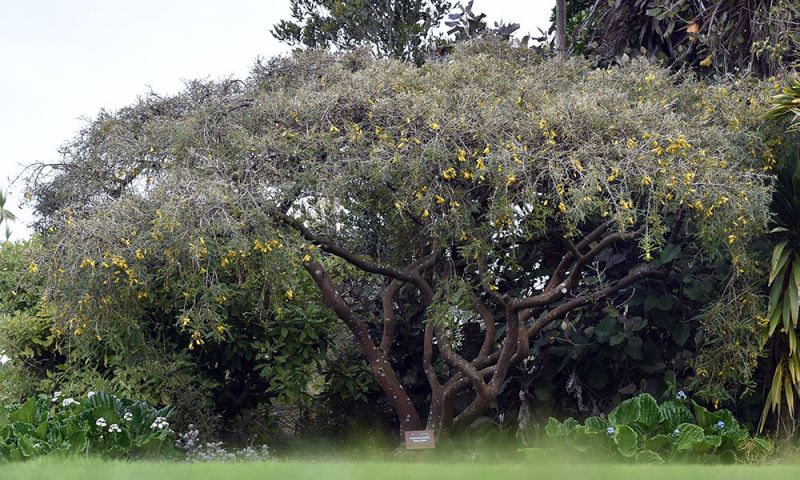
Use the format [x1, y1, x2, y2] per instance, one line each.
[404, 430, 435, 450]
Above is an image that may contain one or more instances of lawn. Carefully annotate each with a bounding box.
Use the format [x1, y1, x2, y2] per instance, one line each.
[2, 460, 800, 480]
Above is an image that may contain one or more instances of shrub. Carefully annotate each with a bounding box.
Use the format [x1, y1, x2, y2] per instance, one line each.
[541, 393, 773, 463]
[0, 391, 174, 462]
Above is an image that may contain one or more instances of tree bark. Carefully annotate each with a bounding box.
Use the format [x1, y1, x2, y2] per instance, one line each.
[555, 0, 568, 56]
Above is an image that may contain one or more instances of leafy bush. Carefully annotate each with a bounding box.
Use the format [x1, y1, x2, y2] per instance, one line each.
[542, 393, 772, 463]
[0, 391, 174, 462]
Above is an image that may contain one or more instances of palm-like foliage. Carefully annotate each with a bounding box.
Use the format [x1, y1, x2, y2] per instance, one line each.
[761, 90, 800, 432]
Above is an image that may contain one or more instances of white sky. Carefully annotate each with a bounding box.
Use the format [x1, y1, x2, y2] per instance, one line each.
[0, 0, 554, 240]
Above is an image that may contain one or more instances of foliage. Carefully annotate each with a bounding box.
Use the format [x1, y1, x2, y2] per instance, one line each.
[0, 392, 173, 462]
[756, 91, 800, 433]
[562, 0, 800, 76]
[272, 0, 453, 65]
[0, 191, 15, 241]
[541, 393, 773, 463]
[27, 41, 775, 436]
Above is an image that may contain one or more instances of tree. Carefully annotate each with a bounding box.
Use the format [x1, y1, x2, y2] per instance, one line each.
[30, 42, 773, 437]
[559, 0, 800, 76]
[272, 0, 453, 65]
[555, 0, 567, 56]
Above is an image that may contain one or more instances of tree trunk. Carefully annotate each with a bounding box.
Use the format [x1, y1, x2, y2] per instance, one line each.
[555, 0, 568, 56]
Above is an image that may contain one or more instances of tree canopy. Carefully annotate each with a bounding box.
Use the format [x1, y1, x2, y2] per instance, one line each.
[29, 41, 776, 435]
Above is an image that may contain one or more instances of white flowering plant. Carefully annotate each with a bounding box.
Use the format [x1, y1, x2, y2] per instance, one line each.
[0, 391, 174, 462]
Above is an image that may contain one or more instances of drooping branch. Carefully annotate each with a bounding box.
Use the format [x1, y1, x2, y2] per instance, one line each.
[278, 211, 434, 302]
[515, 225, 643, 313]
[527, 264, 668, 338]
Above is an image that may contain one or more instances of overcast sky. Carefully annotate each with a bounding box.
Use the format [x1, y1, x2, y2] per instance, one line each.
[0, 0, 554, 240]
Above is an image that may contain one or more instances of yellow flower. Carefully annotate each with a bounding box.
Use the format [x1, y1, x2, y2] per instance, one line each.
[506, 175, 516, 186]
[27, 263, 39, 274]
[539, 119, 547, 130]
[684, 172, 695, 184]
[302, 254, 312, 262]
[727, 234, 737, 245]
[180, 315, 191, 327]
[457, 149, 467, 162]
[435, 195, 446, 205]
[422, 208, 430, 219]
[442, 167, 457, 180]
[476, 158, 486, 171]
[620, 199, 633, 210]
[80, 258, 96, 269]
[483, 145, 491, 156]
[285, 290, 294, 301]
[642, 176, 653, 186]
[215, 324, 226, 335]
[430, 122, 440, 131]
[558, 202, 567, 213]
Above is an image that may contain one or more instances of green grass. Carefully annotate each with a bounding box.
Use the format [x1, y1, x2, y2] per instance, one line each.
[2, 460, 800, 480]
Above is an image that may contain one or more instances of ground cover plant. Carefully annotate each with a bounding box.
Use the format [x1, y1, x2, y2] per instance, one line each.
[0, 392, 173, 461]
[542, 392, 772, 463]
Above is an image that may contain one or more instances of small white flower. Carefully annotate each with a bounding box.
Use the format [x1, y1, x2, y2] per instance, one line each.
[96, 417, 108, 428]
[51, 391, 63, 403]
[108, 424, 122, 433]
[62, 398, 80, 407]
[676, 390, 687, 401]
[123, 412, 133, 421]
[87, 391, 96, 399]
[150, 416, 169, 430]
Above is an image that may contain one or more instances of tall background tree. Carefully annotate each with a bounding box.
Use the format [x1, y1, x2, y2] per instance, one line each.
[272, 0, 453, 65]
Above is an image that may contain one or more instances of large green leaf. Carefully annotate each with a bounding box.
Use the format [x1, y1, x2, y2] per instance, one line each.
[609, 397, 640, 425]
[17, 435, 34, 457]
[659, 400, 692, 427]
[614, 425, 639, 457]
[635, 449, 664, 463]
[544, 417, 569, 438]
[691, 401, 712, 429]
[0, 406, 8, 429]
[675, 423, 705, 450]
[638, 393, 661, 427]
[9, 398, 36, 425]
[584, 416, 608, 433]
